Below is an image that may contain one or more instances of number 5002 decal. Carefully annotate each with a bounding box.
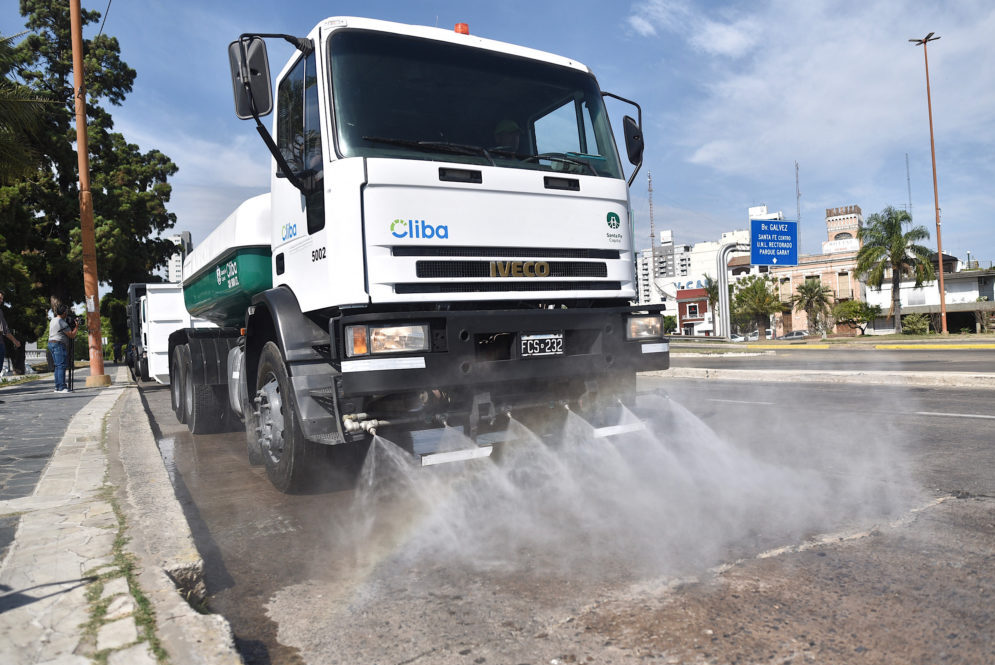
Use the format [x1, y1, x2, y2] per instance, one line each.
[311, 247, 327, 262]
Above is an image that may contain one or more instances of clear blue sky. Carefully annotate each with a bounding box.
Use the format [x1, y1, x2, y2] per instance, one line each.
[4, 0, 993, 260]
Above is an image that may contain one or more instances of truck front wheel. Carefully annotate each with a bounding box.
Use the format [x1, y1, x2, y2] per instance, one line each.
[255, 341, 313, 492]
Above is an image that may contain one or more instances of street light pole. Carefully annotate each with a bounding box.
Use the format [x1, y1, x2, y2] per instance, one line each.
[70, 0, 111, 386]
[910, 32, 948, 334]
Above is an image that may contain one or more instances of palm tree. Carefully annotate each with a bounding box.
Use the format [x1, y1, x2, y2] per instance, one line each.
[703, 274, 719, 332]
[790, 279, 834, 336]
[0, 32, 47, 184]
[732, 275, 781, 340]
[855, 206, 935, 334]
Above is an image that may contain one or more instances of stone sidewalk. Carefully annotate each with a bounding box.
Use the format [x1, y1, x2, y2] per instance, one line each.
[0, 366, 241, 665]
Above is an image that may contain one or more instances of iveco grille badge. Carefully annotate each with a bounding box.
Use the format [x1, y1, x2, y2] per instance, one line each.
[489, 261, 551, 278]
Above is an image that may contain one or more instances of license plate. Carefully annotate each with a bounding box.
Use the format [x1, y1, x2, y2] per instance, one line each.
[520, 332, 564, 358]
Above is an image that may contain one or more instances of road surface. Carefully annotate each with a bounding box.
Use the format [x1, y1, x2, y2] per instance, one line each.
[671, 347, 995, 373]
[141, 377, 994, 664]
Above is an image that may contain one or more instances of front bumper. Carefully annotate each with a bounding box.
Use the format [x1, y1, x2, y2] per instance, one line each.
[334, 305, 668, 403]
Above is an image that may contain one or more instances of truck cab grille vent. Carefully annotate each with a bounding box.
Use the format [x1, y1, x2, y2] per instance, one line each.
[393, 246, 620, 259]
[395, 281, 621, 294]
[416, 261, 608, 279]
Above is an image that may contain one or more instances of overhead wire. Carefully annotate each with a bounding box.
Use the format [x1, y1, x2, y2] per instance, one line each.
[96, 0, 113, 39]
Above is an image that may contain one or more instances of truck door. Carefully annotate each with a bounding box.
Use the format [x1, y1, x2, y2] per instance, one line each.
[271, 49, 325, 291]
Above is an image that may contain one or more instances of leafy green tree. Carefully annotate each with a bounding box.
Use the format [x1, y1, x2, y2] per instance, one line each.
[855, 206, 935, 334]
[902, 312, 930, 335]
[733, 275, 781, 340]
[663, 314, 677, 334]
[0, 1, 178, 342]
[100, 292, 128, 351]
[832, 300, 882, 336]
[790, 279, 834, 337]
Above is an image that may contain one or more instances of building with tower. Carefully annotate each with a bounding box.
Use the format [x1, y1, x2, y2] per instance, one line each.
[770, 205, 864, 336]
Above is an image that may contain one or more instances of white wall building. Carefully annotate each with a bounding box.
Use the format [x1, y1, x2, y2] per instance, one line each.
[167, 231, 192, 283]
[863, 257, 995, 333]
[687, 229, 749, 280]
[748, 204, 784, 222]
[635, 229, 676, 305]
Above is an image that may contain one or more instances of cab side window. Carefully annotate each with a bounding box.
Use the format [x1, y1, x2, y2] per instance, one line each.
[276, 52, 325, 234]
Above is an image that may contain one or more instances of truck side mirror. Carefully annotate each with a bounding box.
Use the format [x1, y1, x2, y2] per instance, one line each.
[622, 115, 643, 166]
[228, 37, 273, 119]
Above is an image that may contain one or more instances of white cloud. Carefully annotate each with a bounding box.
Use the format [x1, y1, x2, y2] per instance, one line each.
[627, 15, 657, 37]
[689, 18, 758, 58]
[112, 117, 270, 245]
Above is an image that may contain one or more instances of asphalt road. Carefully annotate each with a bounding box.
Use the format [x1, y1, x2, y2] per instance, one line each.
[670, 348, 995, 373]
[142, 377, 995, 665]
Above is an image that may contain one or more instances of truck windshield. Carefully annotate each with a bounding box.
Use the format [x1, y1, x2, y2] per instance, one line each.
[328, 29, 623, 179]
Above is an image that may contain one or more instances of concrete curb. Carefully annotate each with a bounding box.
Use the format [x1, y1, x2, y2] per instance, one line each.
[650, 367, 995, 389]
[109, 375, 243, 665]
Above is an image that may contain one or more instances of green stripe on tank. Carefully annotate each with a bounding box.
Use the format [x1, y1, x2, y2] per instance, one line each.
[183, 247, 272, 327]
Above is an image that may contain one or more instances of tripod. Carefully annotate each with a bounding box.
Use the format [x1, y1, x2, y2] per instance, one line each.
[68, 343, 75, 391]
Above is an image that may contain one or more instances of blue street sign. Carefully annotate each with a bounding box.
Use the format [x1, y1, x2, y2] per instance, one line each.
[750, 219, 798, 266]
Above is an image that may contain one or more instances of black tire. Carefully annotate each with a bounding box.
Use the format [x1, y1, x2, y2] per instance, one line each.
[189, 385, 227, 435]
[139, 356, 150, 382]
[171, 345, 187, 423]
[255, 341, 315, 493]
[182, 349, 226, 435]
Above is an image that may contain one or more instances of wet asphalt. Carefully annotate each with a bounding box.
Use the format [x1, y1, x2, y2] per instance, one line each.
[138, 376, 994, 665]
[670, 348, 995, 373]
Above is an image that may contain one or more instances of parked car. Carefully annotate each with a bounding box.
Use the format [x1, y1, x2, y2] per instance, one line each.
[730, 334, 746, 342]
[745, 328, 773, 341]
[777, 329, 809, 340]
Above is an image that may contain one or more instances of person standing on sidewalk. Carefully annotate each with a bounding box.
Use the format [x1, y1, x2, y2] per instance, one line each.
[49, 304, 77, 394]
[0, 290, 22, 378]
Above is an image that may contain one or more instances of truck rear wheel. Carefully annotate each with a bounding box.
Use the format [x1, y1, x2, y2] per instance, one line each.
[182, 347, 226, 435]
[171, 345, 187, 423]
[255, 341, 313, 493]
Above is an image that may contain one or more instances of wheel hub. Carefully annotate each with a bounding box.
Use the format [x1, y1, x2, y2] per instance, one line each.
[256, 376, 285, 463]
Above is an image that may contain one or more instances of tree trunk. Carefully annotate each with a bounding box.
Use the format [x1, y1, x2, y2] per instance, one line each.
[891, 270, 903, 334]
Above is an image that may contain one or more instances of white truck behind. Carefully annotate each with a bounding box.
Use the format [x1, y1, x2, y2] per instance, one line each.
[127, 283, 214, 383]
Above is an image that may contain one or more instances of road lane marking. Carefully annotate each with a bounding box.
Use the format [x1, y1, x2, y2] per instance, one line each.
[747, 344, 831, 349]
[914, 411, 995, 420]
[707, 398, 775, 405]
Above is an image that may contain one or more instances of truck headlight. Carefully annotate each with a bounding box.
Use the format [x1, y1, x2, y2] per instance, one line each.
[345, 324, 430, 357]
[626, 315, 663, 340]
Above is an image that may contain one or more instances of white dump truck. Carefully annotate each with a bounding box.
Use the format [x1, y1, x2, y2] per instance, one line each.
[126, 282, 214, 383]
[166, 17, 669, 492]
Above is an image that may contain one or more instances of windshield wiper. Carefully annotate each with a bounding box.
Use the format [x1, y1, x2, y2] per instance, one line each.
[525, 152, 597, 176]
[362, 136, 495, 165]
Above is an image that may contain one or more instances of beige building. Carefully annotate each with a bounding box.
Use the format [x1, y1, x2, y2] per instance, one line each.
[770, 205, 864, 335]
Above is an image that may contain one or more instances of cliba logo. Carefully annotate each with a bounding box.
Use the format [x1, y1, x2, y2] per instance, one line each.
[391, 218, 449, 240]
[281, 223, 298, 242]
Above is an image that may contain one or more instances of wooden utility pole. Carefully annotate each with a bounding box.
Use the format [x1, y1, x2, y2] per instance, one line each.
[910, 32, 948, 334]
[70, 0, 111, 386]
